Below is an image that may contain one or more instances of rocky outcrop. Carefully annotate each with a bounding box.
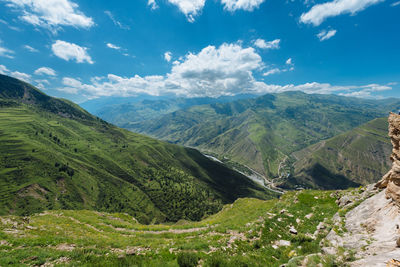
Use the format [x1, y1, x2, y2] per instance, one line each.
[326, 189, 400, 266]
[376, 112, 400, 206]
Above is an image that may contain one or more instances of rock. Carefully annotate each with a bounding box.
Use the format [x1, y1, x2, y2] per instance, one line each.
[336, 195, 352, 207]
[387, 259, 400, 267]
[317, 222, 325, 230]
[305, 213, 313, 219]
[280, 209, 288, 214]
[55, 243, 75, 251]
[322, 247, 337, 255]
[275, 240, 291, 247]
[397, 237, 400, 247]
[375, 113, 400, 207]
[296, 218, 301, 224]
[289, 226, 297, 235]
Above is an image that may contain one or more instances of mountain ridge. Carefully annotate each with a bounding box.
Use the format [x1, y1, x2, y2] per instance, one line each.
[0, 74, 275, 223]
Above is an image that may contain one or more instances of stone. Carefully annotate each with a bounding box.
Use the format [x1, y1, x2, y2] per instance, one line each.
[397, 236, 400, 247]
[275, 240, 291, 247]
[375, 113, 400, 207]
[289, 226, 297, 235]
[317, 222, 325, 230]
[305, 213, 313, 219]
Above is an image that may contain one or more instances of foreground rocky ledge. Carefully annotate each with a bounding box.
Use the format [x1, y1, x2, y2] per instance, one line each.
[326, 188, 400, 266]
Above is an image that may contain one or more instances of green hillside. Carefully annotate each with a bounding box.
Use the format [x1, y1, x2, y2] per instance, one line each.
[0, 188, 353, 267]
[0, 74, 276, 223]
[286, 118, 391, 189]
[130, 92, 398, 184]
[81, 95, 256, 127]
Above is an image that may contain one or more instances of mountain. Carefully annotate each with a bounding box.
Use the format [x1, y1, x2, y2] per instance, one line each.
[129, 92, 399, 186]
[80, 94, 257, 127]
[0, 74, 276, 223]
[285, 117, 391, 189]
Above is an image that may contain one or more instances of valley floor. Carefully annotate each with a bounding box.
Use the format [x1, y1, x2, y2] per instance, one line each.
[2, 187, 395, 267]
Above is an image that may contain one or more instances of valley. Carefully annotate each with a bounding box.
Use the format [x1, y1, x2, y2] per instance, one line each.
[0, 75, 275, 223]
[96, 92, 398, 190]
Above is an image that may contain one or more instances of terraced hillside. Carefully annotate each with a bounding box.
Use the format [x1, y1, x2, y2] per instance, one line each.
[130, 92, 399, 183]
[0, 74, 275, 223]
[0, 189, 353, 267]
[287, 118, 391, 189]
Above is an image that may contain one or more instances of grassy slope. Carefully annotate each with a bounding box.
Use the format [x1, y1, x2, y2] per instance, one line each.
[0, 189, 347, 267]
[287, 118, 391, 189]
[131, 92, 397, 181]
[0, 74, 275, 223]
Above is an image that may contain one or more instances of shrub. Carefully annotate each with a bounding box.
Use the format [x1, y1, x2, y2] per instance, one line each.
[177, 252, 198, 267]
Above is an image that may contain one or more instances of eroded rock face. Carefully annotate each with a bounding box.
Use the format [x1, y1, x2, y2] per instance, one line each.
[376, 112, 400, 206]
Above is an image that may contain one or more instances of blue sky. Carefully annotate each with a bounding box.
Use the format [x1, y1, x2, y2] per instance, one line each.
[0, 0, 399, 103]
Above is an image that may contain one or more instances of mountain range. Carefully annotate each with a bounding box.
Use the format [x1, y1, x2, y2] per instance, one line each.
[104, 92, 398, 188]
[0, 74, 275, 223]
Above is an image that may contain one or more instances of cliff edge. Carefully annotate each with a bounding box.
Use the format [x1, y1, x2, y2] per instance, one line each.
[376, 112, 400, 205]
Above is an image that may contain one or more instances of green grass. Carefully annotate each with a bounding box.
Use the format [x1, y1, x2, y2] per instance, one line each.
[0, 74, 276, 223]
[291, 117, 391, 189]
[128, 91, 398, 186]
[0, 189, 344, 267]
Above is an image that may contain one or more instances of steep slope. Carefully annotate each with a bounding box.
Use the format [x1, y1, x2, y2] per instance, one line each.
[288, 118, 391, 189]
[130, 92, 399, 181]
[0, 74, 275, 223]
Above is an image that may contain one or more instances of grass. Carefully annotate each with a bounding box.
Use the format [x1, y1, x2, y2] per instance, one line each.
[0, 189, 344, 266]
[129, 91, 396, 185]
[292, 117, 391, 189]
[0, 74, 276, 223]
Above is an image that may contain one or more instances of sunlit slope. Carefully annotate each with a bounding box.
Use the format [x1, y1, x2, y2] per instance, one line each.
[0, 189, 343, 266]
[288, 117, 391, 189]
[0, 74, 275, 223]
[131, 92, 398, 180]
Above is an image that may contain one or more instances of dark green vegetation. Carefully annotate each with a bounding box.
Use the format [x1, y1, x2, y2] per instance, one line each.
[0, 189, 354, 266]
[286, 118, 392, 189]
[129, 92, 399, 188]
[0, 74, 275, 223]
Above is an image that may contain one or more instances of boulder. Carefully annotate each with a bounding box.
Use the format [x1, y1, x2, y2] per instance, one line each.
[375, 113, 400, 207]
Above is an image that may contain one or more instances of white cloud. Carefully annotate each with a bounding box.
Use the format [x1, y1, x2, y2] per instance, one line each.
[339, 84, 392, 98]
[106, 43, 121, 50]
[51, 40, 93, 64]
[4, 0, 94, 32]
[391, 1, 400, 6]
[168, 0, 206, 22]
[54, 41, 392, 99]
[221, 0, 265, 11]
[263, 58, 294, 76]
[317, 29, 337, 41]
[0, 65, 9, 74]
[253, 39, 281, 49]
[24, 45, 38, 52]
[300, 0, 383, 26]
[0, 41, 14, 58]
[164, 51, 172, 62]
[148, 0, 159, 10]
[166, 43, 263, 96]
[10, 71, 31, 82]
[34, 67, 56, 76]
[104, 10, 130, 30]
[263, 68, 282, 76]
[34, 79, 50, 90]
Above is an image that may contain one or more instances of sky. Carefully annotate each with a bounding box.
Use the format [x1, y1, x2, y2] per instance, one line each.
[0, 0, 399, 103]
